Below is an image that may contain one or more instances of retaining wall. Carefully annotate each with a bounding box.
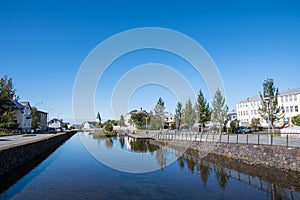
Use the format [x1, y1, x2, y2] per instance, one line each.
[189, 142, 300, 172]
[0, 131, 76, 176]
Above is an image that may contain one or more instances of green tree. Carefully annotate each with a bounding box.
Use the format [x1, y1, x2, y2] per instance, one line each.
[249, 117, 261, 132]
[229, 119, 239, 129]
[119, 114, 125, 127]
[258, 78, 284, 133]
[104, 120, 113, 132]
[292, 115, 300, 126]
[183, 99, 196, 129]
[196, 90, 211, 132]
[131, 112, 148, 129]
[211, 89, 228, 133]
[152, 98, 166, 130]
[31, 107, 40, 132]
[175, 102, 183, 130]
[0, 76, 18, 129]
[149, 111, 161, 130]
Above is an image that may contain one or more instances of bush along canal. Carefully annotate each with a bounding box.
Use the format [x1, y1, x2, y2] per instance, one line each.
[0, 132, 299, 200]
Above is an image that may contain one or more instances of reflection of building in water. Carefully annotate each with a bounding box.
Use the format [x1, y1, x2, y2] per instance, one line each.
[125, 136, 134, 150]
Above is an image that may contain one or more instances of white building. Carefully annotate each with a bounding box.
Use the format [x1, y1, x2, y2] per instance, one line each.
[48, 118, 63, 131]
[236, 88, 300, 127]
[11, 99, 32, 133]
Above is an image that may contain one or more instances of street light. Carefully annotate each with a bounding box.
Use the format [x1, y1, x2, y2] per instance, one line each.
[34, 102, 43, 108]
[146, 116, 148, 134]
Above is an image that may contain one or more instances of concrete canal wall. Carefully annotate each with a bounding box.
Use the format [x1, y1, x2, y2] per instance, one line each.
[189, 142, 300, 172]
[0, 131, 76, 176]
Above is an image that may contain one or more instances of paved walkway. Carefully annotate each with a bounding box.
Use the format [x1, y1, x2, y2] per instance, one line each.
[0, 134, 54, 150]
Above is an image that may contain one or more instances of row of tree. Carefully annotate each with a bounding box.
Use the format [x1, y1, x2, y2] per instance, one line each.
[121, 88, 228, 132]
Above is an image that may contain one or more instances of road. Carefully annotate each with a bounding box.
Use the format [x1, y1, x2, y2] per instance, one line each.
[0, 134, 54, 150]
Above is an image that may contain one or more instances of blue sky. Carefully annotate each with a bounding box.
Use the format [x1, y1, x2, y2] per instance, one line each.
[1, 0, 300, 122]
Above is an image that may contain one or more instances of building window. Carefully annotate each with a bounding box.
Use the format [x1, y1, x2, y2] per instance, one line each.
[243, 111, 245, 116]
[294, 95, 298, 101]
[281, 96, 284, 103]
[290, 106, 293, 112]
[289, 95, 292, 101]
[295, 105, 299, 112]
[285, 96, 288, 102]
[254, 110, 257, 115]
[246, 111, 248, 115]
[251, 110, 253, 115]
[286, 106, 289, 112]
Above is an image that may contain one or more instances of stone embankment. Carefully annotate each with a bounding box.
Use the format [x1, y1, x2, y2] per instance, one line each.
[157, 139, 300, 172]
[0, 131, 76, 176]
[189, 142, 300, 172]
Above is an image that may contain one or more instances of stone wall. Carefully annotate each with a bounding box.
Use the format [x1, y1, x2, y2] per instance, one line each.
[0, 131, 76, 176]
[189, 142, 300, 172]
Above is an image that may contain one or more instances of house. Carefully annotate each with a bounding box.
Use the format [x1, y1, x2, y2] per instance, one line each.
[10, 99, 32, 133]
[48, 118, 63, 131]
[83, 121, 97, 129]
[37, 110, 48, 131]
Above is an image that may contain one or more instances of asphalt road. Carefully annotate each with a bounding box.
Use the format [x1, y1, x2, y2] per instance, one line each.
[0, 134, 54, 150]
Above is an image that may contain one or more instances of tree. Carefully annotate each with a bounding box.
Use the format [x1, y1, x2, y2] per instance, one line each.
[175, 102, 183, 130]
[119, 114, 125, 127]
[154, 97, 165, 116]
[0, 75, 18, 129]
[258, 78, 284, 133]
[149, 111, 161, 130]
[249, 118, 261, 132]
[183, 99, 196, 129]
[292, 115, 300, 126]
[104, 120, 113, 132]
[211, 89, 228, 133]
[31, 107, 40, 132]
[153, 98, 166, 130]
[131, 112, 148, 129]
[229, 119, 239, 130]
[196, 90, 211, 132]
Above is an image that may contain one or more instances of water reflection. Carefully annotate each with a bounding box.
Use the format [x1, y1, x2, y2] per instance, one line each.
[177, 152, 300, 199]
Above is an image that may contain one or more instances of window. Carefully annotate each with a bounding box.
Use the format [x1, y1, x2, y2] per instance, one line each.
[290, 106, 293, 112]
[251, 110, 253, 115]
[281, 96, 284, 103]
[254, 110, 257, 115]
[285, 96, 288, 102]
[295, 106, 299, 112]
[294, 95, 298, 101]
[243, 111, 245, 116]
[246, 111, 248, 115]
[286, 106, 289, 112]
[289, 95, 292, 101]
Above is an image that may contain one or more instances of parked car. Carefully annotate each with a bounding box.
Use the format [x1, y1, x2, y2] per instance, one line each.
[232, 126, 252, 134]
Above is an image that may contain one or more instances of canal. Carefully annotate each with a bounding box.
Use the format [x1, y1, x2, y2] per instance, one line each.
[0, 132, 299, 199]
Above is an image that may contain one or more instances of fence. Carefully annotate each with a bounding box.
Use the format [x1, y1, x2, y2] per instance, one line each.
[148, 131, 300, 148]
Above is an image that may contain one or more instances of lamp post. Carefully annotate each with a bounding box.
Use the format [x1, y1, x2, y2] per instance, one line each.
[146, 116, 148, 134]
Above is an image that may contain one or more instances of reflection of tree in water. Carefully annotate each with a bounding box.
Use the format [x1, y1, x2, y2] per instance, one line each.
[105, 138, 113, 149]
[119, 137, 125, 149]
[198, 161, 210, 187]
[177, 157, 185, 169]
[187, 158, 195, 174]
[129, 139, 160, 153]
[156, 149, 167, 169]
[214, 166, 229, 190]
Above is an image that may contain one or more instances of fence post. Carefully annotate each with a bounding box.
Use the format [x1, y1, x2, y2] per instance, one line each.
[227, 134, 229, 143]
[206, 133, 208, 142]
[286, 134, 288, 147]
[200, 133, 203, 142]
[213, 134, 215, 142]
[219, 134, 222, 143]
[246, 134, 248, 144]
[270, 134, 273, 146]
[258, 134, 260, 145]
[236, 134, 238, 144]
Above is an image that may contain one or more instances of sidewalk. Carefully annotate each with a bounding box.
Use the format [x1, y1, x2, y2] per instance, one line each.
[0, 134, 54, 150]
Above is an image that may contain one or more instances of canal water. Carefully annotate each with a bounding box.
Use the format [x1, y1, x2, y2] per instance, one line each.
[0, 132, 299, 200]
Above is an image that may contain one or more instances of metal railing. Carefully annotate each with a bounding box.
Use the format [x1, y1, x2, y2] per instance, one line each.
[148, 131, 300, 148]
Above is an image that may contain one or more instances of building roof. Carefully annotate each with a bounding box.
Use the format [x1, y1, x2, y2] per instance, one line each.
[237, 87, 300, 103]
[49, 118, 63, 123]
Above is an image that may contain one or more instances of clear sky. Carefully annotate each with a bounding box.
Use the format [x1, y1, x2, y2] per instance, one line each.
[1, 0, 300, 123]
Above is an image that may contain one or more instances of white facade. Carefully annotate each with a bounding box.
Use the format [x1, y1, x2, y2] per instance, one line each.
[11, 100, 32, 133]
[48, 118, 63, 130]
[236, 88, 300, 127]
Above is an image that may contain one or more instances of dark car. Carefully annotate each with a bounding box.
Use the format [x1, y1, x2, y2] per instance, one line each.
[233, 126, 252, 134]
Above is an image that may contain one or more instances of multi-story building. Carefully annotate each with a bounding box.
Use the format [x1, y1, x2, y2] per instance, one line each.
[236, 88, 300, 127]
